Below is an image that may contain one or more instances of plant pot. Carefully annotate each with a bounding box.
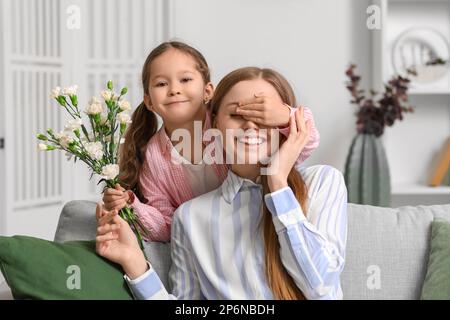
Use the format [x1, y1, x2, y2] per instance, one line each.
[344, 133, 391, 207]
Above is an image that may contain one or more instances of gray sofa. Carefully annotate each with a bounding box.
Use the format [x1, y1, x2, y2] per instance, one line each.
[3, 200, 450, 299]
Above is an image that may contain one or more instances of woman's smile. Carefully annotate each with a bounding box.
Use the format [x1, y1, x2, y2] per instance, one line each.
[236, 131, 267, 146]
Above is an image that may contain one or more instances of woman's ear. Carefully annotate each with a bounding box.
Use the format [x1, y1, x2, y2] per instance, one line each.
[204, 82, 214, 103]
[143, 94, 153, 111]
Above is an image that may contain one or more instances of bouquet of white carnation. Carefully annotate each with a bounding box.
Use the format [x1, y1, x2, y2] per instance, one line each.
[37, 80, 148, 252]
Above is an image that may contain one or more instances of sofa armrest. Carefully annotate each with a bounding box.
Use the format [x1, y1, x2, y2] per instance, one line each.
[54, 200, 98, 243]
[53, 200, 172, 291]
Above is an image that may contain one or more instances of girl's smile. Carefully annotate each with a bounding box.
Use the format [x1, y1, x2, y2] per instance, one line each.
[164, 99, 190, 107]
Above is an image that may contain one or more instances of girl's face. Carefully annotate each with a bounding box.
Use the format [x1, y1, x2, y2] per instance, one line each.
[215, 78, 282, 166]
[144, 49, 213, 127]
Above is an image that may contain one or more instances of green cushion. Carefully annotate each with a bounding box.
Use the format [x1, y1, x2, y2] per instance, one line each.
[421, 219, 450, 299]
[0, 236, 133, 300]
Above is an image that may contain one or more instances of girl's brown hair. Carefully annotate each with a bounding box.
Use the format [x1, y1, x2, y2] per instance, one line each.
[209, 67, 308, 300]
[119, 41, 211, 199]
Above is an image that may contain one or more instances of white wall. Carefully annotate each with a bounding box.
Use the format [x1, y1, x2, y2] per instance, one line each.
[166, 0, 373, 171]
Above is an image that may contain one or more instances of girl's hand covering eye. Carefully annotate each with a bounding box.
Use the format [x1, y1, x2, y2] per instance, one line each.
[236, 92, 290, 127]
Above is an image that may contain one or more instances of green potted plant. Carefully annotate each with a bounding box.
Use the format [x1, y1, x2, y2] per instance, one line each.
[344, 64, 415, 207]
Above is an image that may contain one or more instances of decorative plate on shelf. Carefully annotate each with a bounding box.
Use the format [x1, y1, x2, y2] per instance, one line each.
[392, 27, 450, 84]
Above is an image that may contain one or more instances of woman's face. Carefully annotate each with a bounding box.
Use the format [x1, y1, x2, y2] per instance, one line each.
[214, 78, 283, 166]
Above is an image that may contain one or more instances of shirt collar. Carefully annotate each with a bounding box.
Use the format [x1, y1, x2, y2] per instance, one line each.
[221, 170, 262, 203]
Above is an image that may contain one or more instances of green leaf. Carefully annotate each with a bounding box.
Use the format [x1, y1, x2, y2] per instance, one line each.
[107, 80, 113, 90]
[120, 87, 128, 95]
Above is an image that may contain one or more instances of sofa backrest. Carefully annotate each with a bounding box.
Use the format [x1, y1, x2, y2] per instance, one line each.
[54, 200, 450, 300]
[342, 203, 450, 299]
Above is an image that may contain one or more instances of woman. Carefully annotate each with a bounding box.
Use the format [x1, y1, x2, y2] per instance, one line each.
[95, 67, 348, 300]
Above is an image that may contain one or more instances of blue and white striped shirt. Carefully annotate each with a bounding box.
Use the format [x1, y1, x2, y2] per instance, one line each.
[125, 165, 348, 300]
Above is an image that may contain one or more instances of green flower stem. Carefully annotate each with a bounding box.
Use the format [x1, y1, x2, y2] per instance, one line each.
[104, 180, 148, 260]
[124, 208, 147, 259]
[109, 116, 116, 164]
[76, 136, 98, 168]
[62, 104, 77, 120]
[89, 117, 97, 141]
[59, 145, 99, 173]
[81, 125, 91, 142]
[100, 127, 112, 166]
[63, 97, 80, 118]
[48, 137, 99, 171]
[116, 132, 122, 161]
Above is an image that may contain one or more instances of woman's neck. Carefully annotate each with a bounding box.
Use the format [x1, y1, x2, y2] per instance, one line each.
[231, 164, 261, 183]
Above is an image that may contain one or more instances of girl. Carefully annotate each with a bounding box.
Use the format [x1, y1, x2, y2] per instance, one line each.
[96, 67, 347, 300]
[104, 41, 320, 242]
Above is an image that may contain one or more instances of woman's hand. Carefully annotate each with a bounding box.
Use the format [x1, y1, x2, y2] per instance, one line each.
[102, 184, 130, 211]
[267, 107, 312, 192]
[95, 203, 148, 279]
[236, 92, 290, 127]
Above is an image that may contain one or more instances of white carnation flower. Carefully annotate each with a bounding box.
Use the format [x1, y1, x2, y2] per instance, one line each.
[90, 96, 100, 104]
[101, 164, 120, 180]
[85, 141, 104, 160]
[117, 112, 132, 124]
[85, 97, 104, 115]
[51, 86, 61, 99]
[62, 85, 78, 96]
[65, 118, 83, 131]
[101, 90, 113, 101]
[55, 130, 74, 148]
[118, 100, 131, 111]
[38, 143, 49, 151]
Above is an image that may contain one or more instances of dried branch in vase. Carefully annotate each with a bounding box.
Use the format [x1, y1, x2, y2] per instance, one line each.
[345, 64, 415, 137]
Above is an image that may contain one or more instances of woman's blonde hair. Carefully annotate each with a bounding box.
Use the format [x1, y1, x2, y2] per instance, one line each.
[118, 41, 211, 200]
[209, 67, 308, 300]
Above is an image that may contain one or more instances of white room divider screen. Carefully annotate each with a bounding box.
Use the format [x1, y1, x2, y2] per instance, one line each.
[0, 0, 168, 239]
